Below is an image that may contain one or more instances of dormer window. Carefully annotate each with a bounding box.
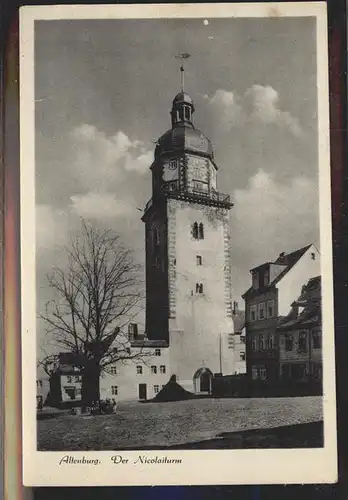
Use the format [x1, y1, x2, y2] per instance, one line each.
[252, 272, 259, 289]
[311, 252, 316, 260]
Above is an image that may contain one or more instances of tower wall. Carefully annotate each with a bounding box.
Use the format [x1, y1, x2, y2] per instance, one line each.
[144, 203, 169, 341]
[167, 199, 235, 389]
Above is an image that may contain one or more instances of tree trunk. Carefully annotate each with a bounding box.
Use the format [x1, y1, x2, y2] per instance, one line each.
[81, 360, 101, 405]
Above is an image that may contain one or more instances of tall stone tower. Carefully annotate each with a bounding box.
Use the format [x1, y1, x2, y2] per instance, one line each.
[142, 79, 235, 393]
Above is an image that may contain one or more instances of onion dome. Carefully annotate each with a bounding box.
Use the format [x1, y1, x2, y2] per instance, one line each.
[154, 91, 214, 159]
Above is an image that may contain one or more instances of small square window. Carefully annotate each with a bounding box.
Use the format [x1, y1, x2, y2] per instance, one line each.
[196, 255, 202, 266]
[136, 365, 143, 375]
[160, 365, 166, 374]
[155, 349, 161, 356]
[151, 365, 157, 374]
[311, 252, 316, 260]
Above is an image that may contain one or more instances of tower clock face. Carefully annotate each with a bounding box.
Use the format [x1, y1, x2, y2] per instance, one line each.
[163, 159, 179, 181]
[189, 156, 207, 182]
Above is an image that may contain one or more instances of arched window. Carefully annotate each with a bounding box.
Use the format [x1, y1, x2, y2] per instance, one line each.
[192, 222, 199, 239]
[199, 223, 204, 239]
[184, 105, 191, 121]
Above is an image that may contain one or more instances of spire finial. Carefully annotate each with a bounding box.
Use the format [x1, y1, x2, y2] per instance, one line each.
[175, 53, 191, 92]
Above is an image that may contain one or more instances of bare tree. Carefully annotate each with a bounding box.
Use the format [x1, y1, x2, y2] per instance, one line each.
[40, 220, 146, 405]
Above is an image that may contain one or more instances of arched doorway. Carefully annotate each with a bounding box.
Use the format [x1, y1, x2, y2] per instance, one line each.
[193, 368, 213, 394]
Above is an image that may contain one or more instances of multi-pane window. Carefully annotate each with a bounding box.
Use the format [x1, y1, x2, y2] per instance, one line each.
[111, 385, 118, 396]
[267, 334, 274, 350]
[252, 272, 259, 290]
[298, 331, 308, 353]
[250, 305, 257, 322]
[285, 334, 293, 351]
[36, 380, 42, 388]
[258, 302, 266, 320]
[154, 385, 160, 394]
[160, 365, 166, 374]
[196, 283, 204, 294]
[155, 349, 161, 356]
[196, 255, 202, 266]
[259, 334, 265, 351]
[312, 363, 322, 380]
[267, 300, 275, 318]
[110, 366, 117, 375]
[136, 365, 143, 375]
[151, 365, 157, 374]
[240, 351, 246, 361]
[312, 330, 321, 349]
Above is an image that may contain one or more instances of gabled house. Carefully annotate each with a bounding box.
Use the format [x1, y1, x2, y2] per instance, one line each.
[242, 244, 320, 387]
[277, 276, 322, 389]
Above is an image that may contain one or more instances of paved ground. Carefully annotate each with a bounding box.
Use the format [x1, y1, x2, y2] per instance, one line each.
[37, 396, 323, 451]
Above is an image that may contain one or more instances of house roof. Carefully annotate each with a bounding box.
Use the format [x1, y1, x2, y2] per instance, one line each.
[242, 244, 313, 299]
[277, 275, 321, 330]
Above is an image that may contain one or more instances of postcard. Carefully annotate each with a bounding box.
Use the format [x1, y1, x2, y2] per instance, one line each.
[20, 2, 337, 486]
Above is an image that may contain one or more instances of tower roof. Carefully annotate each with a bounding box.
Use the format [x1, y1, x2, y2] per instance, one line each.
[172, 92, 194, 107]
[155, 126, 214, 159]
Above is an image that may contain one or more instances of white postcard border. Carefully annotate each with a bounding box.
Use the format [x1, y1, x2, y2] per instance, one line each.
[20, 2, 337, 486]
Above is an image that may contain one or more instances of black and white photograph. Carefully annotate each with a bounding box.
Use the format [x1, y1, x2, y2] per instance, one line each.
[21, 3, 337, 486]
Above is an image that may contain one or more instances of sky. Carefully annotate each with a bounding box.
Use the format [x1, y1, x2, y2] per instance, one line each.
[35, 16, 319, 353]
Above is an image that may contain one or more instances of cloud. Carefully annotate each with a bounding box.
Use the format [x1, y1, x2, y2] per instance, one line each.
[70, 192, 134, 219]
[36, 204, 70, 250]
[70, 125, 151, 190]
[230, 169, 319, 276]
[204, 84, 302, 137]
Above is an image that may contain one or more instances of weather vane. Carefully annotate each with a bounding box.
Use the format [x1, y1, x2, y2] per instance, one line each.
[175, 53, 191, 92]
